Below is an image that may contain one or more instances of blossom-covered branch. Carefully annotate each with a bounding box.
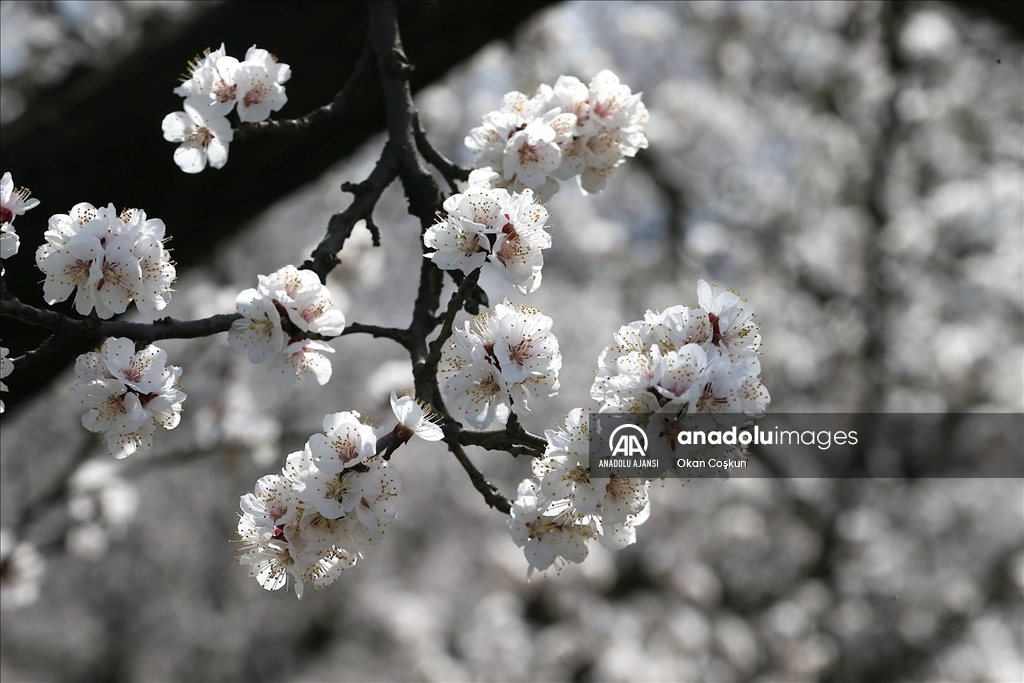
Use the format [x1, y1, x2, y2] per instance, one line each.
[234, 38, 375, 140]
[1, 289, 406, 347]
[0, 0, 755, 600]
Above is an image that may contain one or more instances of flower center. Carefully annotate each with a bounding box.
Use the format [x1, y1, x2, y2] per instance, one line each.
[696, 383, 728, 412]
[70, 260, 92, 283]
[593, 101, 613, 119]
[187, 125, 215, 149]
[517, 142, 541, 165]
[215, 81, 237, 103]
[709, 312, 724, 345]
[507, 339, 532, 367]
[244, 81, 268, 106]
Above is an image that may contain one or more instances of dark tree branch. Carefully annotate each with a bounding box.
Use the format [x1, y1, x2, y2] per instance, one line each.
[413, 111, 472, 193]
[302, 140, 401, 280]
[7, 334, 85, 373]
[362, 2, 524, 514]
[1, 290, 240, 344]
[234, 37, 375, 140]
[426, 267, 481, 369]
[447, 269, 489, 315]
[339, 321, 411, 348]
[459, 429, 544, 458]
[1, 289, 407, 347]
[444, 422, 512, 514]
[366, 2, 448, 409]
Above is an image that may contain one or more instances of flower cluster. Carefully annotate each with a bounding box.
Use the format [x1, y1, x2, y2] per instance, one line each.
[1, 171, 40, 262]
[237, 411, 400, 599]
[35, 203, 175, 319]
[465, 70, 648, 200]
[424, 187, 552, 293]
[163, 44, 290, 173]
[508, 281, 768, 577]
[227, 265, 345, 389]
[70, 338, 186, 458]
[438, 301, 561, 429]
[508, 408, 652, 577]
[591, 280, 768, 417]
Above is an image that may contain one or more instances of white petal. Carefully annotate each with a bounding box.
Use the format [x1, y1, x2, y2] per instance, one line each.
[173, 145, 207, 174]
[161, 112, 189, 142]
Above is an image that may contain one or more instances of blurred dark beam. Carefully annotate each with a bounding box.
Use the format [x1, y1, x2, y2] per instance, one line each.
[1, 0, 559, 413]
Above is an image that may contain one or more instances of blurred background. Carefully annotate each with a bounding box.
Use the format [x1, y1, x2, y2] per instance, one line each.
[1, 1, 1022, 681]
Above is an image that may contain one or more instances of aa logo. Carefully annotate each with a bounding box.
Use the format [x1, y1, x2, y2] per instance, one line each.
[609, 423, 648, 458]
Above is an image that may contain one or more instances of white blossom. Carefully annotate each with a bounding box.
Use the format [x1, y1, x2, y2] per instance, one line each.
[271, 339, 334, 389]
[533, 408, 599, 513]
[228, 266, 345, 387]
[228, 287, 286, 363]
[234, 45, 290, 123]
[502, 116, 568, 192]
[174, 44, 240, 116]
[423, 189, 497, 274]
[0, 172, 40, 226]
[35, 203, 174, 319]
[259, 266, 345, 335]
[71, 338, 186, 458]
[424, 187, 551, 293]
[1, 223, 19, 260]
[390, 391, 444, 443]
[297, 457, 400, 529]
[306, 411, 377, 473]
[528, 409, 652, 554]
[125, 209, 176, 316]
[507, 479, 595, 578]
[240, 473, 299, 534]
[696, 279, 761, 360]
[596, 496, 651, 550]
[592, 281, 768, 418]
[36, 207, 120, 318]
[465, 91, 541, 169]
[238, 413, 400, 599]
[439, 301, 561, 429]
[162, 98, 233, 173]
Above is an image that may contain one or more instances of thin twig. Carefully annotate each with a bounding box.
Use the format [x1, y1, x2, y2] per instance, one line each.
[426, 267, 481, 368]
[458, 429, 544, 458]
[340, 321, 411, 348]
[413, 112, 471, 193]
[1, 292, 241, 344]
[302, 140, 401, 280]
[234, 38, 375, 140]
[1, 290, 408, 347]
[444, 423, 512, 514]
